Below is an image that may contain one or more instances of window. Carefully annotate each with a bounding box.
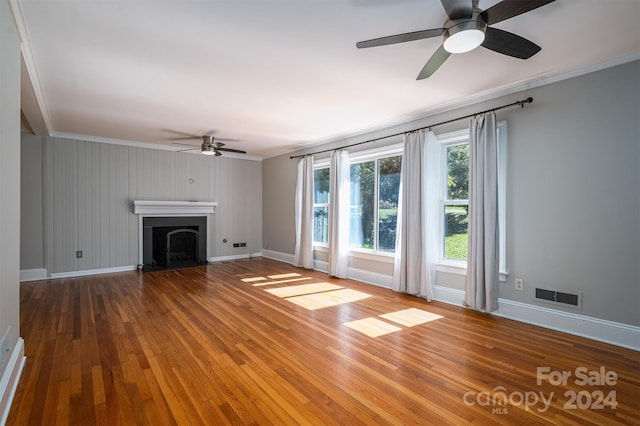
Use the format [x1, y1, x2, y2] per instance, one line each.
[443, 143, 469, 261]
[349, 153, 402, 253]
[313, 168, 329, 244]
[437, 122, 507, 276]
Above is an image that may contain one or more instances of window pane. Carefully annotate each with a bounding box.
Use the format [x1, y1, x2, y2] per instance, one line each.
[313, 206, 328, 244]
[378, 156, 402, 252]
[444, 204, 468, 260]
[314, 168, 329, 204]
[349, 161, 374, 249]
[446, 144, 469, 200]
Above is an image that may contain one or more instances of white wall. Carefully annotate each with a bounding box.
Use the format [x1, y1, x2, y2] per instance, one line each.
[21, 136, 262, 275]
[262, 60, 640, 328]
[0, 0, 25, 419]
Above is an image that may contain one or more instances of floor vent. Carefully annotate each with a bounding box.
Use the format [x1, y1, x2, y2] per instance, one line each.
[535, 288, 582, 309]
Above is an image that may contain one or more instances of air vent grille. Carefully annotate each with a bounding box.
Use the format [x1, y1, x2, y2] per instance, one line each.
[535, 288, 582, 309]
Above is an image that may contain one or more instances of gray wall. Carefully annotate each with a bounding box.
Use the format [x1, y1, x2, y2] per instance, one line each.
[0, 0, 22, 393]
[21, 136, 262, 274]
[20, 133, 43, 270]
[262, 60, 640, 326]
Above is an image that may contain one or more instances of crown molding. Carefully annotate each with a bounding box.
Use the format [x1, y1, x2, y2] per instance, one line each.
[50, 131, 263, 161]
[10, 0, 53, 135]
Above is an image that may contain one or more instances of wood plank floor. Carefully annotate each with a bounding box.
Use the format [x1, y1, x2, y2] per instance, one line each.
[7, 257, 640, 425]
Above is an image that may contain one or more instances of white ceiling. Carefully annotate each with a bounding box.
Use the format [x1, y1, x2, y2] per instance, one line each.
[14, 0, 640, 158]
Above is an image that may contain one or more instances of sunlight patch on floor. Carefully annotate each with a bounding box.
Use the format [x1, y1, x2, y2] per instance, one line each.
[267, 273, 302, 279]
[265, 283, 343, 298]
[344, 318, 402, 337]
[252, 277, 313, 287]
[380, 308, 444, 327]
[241, 276, 268, 283]
[286, 289, 371, 310]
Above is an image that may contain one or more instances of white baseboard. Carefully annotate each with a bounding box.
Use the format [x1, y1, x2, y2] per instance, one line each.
[431, 285, 639, 351]
[261, 249, 293, 264]
[491, 299, 640, 351]
[209, 252, 262, 263]
[49, 265, 138, 279]
[348, 267, 392, 289]
[0, 337, 25, 426]
[19, 268, 48, 282]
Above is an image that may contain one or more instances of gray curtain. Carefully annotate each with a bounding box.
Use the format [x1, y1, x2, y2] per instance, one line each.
[392, 130, 439, 299]
[293, 156, 314, 269]
[465, 113, 499, 311]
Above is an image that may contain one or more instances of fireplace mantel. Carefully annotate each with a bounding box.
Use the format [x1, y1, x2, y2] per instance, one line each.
[133, 200, 217, 215]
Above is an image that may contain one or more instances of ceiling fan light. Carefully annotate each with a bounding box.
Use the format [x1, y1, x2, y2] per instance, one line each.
[201, 144, 216, 155]
[443, 21, 486, 54]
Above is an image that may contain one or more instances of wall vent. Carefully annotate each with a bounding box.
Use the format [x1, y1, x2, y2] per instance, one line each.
[535, 288, 582, 309]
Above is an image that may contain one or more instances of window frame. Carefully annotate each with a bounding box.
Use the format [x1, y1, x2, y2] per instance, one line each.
[312, 166, 330, 247]
[435, 122, 508, 280]
[348, 144, 403, 255]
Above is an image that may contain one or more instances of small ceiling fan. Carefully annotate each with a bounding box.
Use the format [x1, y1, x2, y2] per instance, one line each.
[356, 0, 555, 79]
[170, 133, 247, 157]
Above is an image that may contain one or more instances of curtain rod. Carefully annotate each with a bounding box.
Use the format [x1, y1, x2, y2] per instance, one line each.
[290, 97, 533, 159]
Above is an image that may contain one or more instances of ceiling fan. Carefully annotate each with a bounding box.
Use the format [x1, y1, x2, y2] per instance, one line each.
[356, 0, 555, 79]
[171, 134, 247, 157]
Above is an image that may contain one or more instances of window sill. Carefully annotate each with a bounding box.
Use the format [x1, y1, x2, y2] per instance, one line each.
[436, 260, 508, 282]
[348, 249, 395, 263]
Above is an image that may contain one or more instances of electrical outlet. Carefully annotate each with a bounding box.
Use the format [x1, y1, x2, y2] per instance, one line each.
[233, 243, 240, 248]
[240, 242, 247, 247]
[76, 250, 83, 258]
[515, 278, 524, 291]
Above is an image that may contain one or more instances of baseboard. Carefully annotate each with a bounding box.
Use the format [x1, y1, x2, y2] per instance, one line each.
[0, 338, 25, 426]
[19, 268, 48, 282]
[491, 299, 640, 351]
[431, 285, 639, 351]
[260, 249, 294, 265]
[49, 265, 137, 279]
[347, 267, 392, 289]
[209, 252, 262, 263]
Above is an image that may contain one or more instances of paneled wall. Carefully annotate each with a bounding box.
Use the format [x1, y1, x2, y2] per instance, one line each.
[34, 137, 261, 274]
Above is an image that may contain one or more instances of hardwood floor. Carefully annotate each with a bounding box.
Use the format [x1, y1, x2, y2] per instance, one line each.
[7, 258, 640, 425]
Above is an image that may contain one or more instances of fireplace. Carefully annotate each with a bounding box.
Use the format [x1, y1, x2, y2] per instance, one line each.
[134, 200, 217, 271]
[142, 216, 207, 270]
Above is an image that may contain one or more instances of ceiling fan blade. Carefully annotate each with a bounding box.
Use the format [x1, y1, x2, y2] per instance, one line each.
[169, 136, 200, 141]
[441, 0, 473, 20]
[417, 45, 450, 80]
[214, 149, 222, 157]
[172, 141, 199, 147]
[218, 147, 247, 154]
[480, 0, 555, 25]
[163, 129, 200, 138]
[213, 142, 226, 149]
[481, 27, 541, 59]
[356, 28, 444, 48]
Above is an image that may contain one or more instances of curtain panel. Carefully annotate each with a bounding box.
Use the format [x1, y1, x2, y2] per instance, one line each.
[328, 150, 350, 278]
[465, 113, 499, 312]
[392, 130, 439, 299]
[293, 156, 314, 269]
